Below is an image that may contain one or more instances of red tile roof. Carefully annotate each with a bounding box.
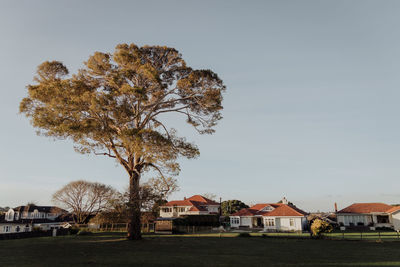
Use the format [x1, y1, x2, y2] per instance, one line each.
[386, 206, 400, 214]
[186, 195, 220, 205]
[231, 203, 306, 217]
[231, 208, 259, 216]
[263, 205, 307, 217]
[249, 203, 282, 211]
[337, 203, 393, 214]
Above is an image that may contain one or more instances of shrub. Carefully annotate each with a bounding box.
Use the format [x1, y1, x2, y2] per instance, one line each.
[238, 232, 251, 237]
[311, 219, 333, 238]
[69, 227, 79, 235]
[32, 227, 43, 232]
[375, 226, 393, 231]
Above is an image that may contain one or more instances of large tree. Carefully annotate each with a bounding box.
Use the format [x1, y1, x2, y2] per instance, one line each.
[20, 43, 225, 240]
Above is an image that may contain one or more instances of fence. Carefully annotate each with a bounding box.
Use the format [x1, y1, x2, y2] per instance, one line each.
[323, 231, 400, 241]
[77, 223, 155, 233]
[0, 229, 69, 240]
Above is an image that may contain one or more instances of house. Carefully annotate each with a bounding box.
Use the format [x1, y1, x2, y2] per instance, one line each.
[0, 205, 71, 234]
[0, 214, 31, 234]
[336, 203, 400, 230]
[229, 198, 308, 232]
[159, 195, 220, 218]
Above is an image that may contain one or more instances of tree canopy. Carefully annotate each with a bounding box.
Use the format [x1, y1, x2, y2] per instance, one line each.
[221, 200, 249, 216]
[20, 43, 225, 239]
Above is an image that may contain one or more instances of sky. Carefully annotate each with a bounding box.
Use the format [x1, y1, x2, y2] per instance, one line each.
[1, 0, 400, 212]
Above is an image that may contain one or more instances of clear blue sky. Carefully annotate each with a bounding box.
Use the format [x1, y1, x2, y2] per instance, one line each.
[1, 0, 400, 211]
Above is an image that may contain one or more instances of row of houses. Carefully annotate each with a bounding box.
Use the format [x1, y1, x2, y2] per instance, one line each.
[158, 195, 400, 232]
[2, 196, 400, 234]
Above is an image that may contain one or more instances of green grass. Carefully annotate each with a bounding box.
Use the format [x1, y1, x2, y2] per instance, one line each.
[2, 232, 400, 266]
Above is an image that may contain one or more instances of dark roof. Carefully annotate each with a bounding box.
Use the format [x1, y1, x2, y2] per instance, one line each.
[12, 205, 67, 213]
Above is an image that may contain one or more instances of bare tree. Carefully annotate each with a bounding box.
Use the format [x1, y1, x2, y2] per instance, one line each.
[52, 180, 115, 224]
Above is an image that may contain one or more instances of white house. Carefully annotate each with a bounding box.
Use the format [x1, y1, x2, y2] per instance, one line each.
[230, 198, 308, 232]
[0, 205, 70, 234]
[159, 195, 220, 218]
[0, 218, 31, 234]
[337, 203, 400, 230]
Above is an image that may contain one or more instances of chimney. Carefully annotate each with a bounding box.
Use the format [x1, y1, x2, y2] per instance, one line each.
[282, 197, 288, 205]
[184, 197, 186, 200]
[334, 202, 338, 213]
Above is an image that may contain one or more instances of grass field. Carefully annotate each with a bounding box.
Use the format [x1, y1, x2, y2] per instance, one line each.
[2, 232, 400, 266]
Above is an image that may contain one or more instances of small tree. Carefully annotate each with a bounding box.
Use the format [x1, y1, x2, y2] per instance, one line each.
[310, 218, 333, 238]
[20, 43, 225, 240]
[141, 177, 179, 214]
[221, 200, 249, 216]
[52, 180, 115, 224]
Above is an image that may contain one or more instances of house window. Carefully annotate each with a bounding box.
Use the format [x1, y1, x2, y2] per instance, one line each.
[289, 218, 294, 227]
[231, 217, 239, 225]
[4, 226, 10, 232]
[178, 207, 186, 212]
[265, 218, 275, 226]
[162, 208, 171, 213]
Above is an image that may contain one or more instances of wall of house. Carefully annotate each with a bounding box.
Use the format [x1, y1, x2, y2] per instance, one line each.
[207, 206, 219, 213]
[391, 212, 400, 231]
[0, 224, 31, 234]
[229, 216, 252, 228]
[263, 217, 304, 231]
[279, 217, 302, 231]
[240, 217, 252, 228]
[337, 214, 372, 226]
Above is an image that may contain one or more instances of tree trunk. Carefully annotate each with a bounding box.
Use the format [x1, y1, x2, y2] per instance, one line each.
[127, 171, 141, 240]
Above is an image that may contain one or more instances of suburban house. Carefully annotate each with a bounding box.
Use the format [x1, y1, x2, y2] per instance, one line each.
[229, 198, 308, 232]
[0, 205, 71, 234]
[0, 214, 31, 234]
[337, 203, 400, 230]
[159, 195, 220, 218]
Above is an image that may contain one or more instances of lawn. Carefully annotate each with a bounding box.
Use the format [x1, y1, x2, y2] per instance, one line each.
[2, 233, 400, 266]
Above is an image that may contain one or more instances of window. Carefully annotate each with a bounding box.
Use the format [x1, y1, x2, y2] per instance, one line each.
[289, 218, 294, 227]
[3, 226, 10, 232]
[162, 208, 172, 213]
[265, 218, 275, 227]
[178, 207, 186, 212]
[231, 217, 240, 225]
